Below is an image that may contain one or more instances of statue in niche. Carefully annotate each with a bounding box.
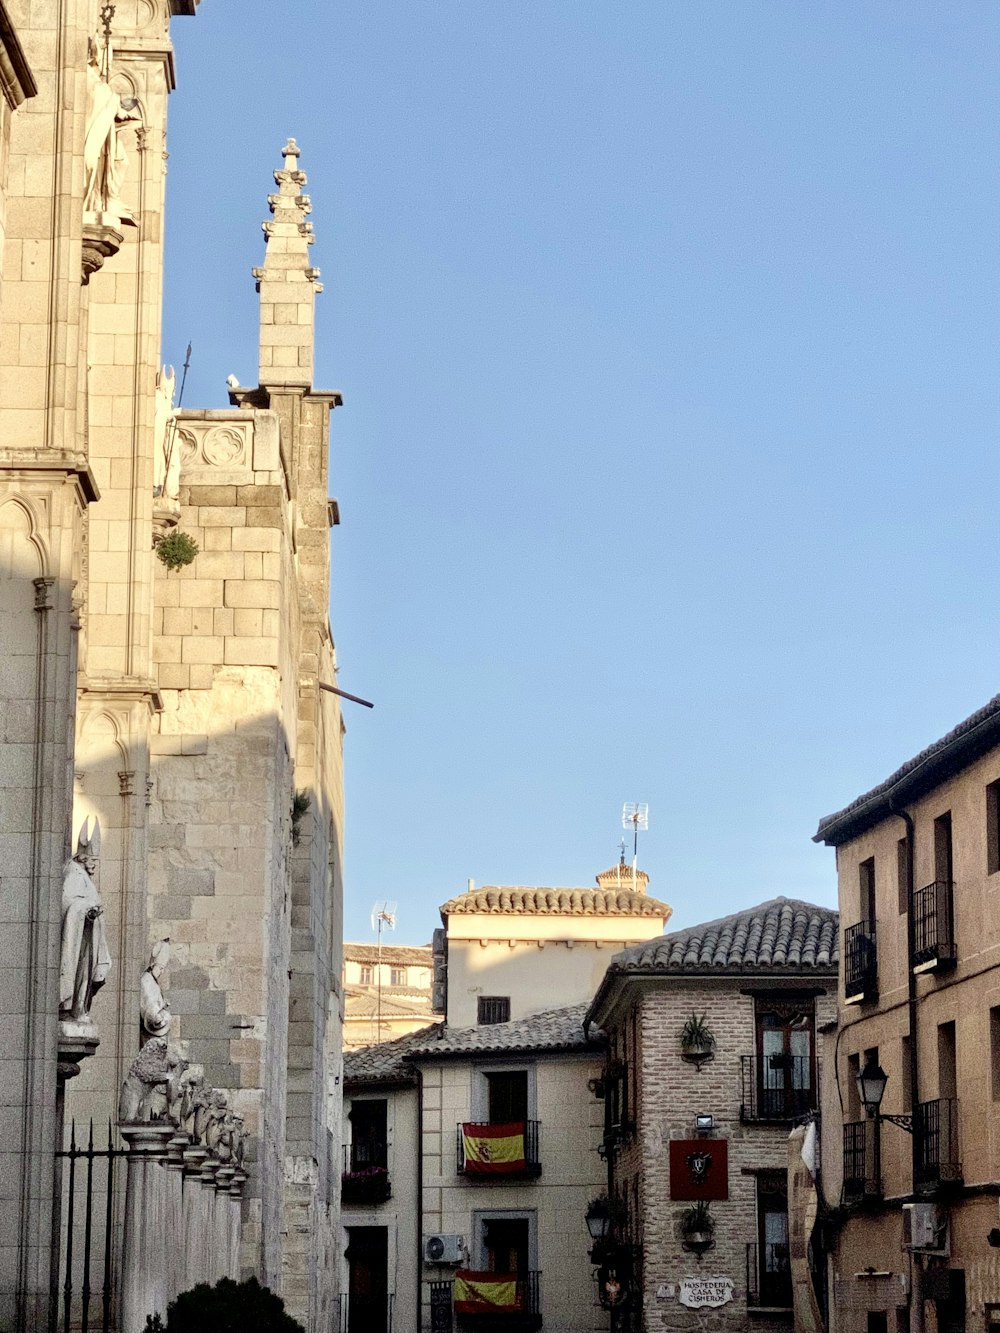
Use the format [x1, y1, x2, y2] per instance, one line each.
[139, 938, 171, 1042]
[230, 1115, 246, 1169]
[153, 365, 178, 502]
[118, 1037, 171, 1123]
[60, 818, 113, 1031]
[83, 34, 141, 226]
[164, 1051, 190, 1129]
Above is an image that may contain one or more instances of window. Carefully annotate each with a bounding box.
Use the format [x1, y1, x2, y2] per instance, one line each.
[989, 781, 1000, 875]
[991, 1006, 1000, 1101]
[359, 965, 374, 986]
[486, 1070, 528, 1123]
[753, 1001, 815, 1119]
[345, 1226, 388, 1333]
[846, 1052, 861, 1120]
[934, 812, 953, 886]
[347, 1099, 388, 1171]
[897, 837, 909, 914]
[390, 967, 406, 986]
[478, 996, 510, 1025]
[751, 1174, 791, 1309]
[860, 857, 876, 924]
[900, 1036, 912, 1112]
[938, 1020, 956, 1101]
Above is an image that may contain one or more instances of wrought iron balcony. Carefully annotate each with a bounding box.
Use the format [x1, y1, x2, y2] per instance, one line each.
[841, 1119, 879, 1204]
[746, 1242, 792, 1310]
[916, 1098, 962, 1192]
[341, 1141, 391, 1204]
[740, 1055, 817, 1122]
[844, 919, 878, 1002]
[457, 1121, 541, 1180]
[442, 1270, 541, 1331]
[911, 881, 957, 972]
[339, 1291, 394, 1333]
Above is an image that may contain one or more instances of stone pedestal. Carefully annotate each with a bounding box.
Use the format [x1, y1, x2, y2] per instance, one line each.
[119, 1123, 174, 1333]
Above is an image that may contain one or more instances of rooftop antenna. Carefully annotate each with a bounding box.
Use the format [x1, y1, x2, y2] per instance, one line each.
[621, 802, 649, 891]
[370, 901, 397, 1040]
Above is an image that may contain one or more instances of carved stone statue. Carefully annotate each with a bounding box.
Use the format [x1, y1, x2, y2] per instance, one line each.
[230, 1115, 246, 1168]
[204, 1090, 229, 1156]
[190, 1083, 213, 1144]
[153, 365, 178, 502]
[178, 1064, 204, 1131]
[164, 1052, 190, 1128]
[60, 818, 112, 1030]
[118, 1037, 171, 1123]
[139, 938, 171, 1042]
[83, 36, 141, 226]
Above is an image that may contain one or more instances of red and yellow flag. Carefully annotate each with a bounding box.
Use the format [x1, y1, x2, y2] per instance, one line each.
[461, 1121, 526, 1175]
[454, 1271, 523, 1314]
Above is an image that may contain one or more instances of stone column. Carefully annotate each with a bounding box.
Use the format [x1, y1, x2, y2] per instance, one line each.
[181, 1144, 208, 1293]
[118, 1124, 173, 1333]
[198, 1156, 219, 1288]
[164, 1134, 189, 1303]
[214, 1168, 235, 1282]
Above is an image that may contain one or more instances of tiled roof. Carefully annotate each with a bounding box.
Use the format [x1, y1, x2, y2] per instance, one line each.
[344, 988, 435, 1020]
[342, 1026, 438, 1087]
[343, 943, 433, 966]
[815, 693, 1000, 847]
[607, 898, 838, 974]
[403, 1003, 603, 1061]
[439, 887, 670, 918]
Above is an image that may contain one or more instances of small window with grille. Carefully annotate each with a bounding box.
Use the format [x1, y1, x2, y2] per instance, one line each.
[478, 996, 511, 1025]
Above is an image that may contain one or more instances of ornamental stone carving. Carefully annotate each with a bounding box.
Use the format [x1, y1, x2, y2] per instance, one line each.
[59, 818, 113, 1035]
[139, 938, 171, 1042]
[118, 1037, 171, 1123]
[202, 426, 245, 466]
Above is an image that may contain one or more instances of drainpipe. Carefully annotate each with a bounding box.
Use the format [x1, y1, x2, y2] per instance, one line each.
[416, 1067, 424, 1333]
[890, 801, 923, 1333]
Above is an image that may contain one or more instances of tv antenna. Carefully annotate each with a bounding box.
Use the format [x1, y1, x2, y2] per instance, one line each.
[370, 901, 397, 1039]
[621, 802, 649, 889]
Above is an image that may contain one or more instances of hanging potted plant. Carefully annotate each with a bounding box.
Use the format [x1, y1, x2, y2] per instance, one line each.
[680, 1013, 716, 1068]
[679, 1201, 715, 1257]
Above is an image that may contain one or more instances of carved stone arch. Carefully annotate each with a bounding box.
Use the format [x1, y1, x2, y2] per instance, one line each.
[79, 709, 130, 772]
[0, 494, 51, 578]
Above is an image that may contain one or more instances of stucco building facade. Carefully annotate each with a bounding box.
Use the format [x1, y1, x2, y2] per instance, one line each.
[815, 694, 1000, 1333]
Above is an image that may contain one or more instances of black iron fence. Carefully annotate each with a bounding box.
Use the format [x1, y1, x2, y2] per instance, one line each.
[434, 1271, 542, 1325]
[916, 1097, 961, 1189]
[844, 919, 877, 1000]
[740, 1055, 816, 1122]
[339, 1291, 395, 1333]
[746, 1242, 792, 1309]
[55, 1120, 127, 1333]
[911, 882, 956, 970]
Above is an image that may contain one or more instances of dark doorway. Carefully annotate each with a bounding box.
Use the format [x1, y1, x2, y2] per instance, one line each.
[483, 1217, 529, 1275]
[348, 1099, 388, 1170]
[346, 1226, 388, 1333]
[487, 1071, 528, 1123]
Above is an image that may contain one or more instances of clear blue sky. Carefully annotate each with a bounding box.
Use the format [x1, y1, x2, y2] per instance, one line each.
[164, 3, 1000, 945]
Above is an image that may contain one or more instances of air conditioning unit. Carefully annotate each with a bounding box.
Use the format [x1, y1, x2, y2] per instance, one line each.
[902, 1203, 944, 1252]
[424, 1234, 464, 1265]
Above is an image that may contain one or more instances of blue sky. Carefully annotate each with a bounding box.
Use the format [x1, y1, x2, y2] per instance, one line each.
[164, 3, 1000, 944]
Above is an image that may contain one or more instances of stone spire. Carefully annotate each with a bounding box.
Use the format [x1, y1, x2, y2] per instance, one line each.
[253, 138, 323, 392]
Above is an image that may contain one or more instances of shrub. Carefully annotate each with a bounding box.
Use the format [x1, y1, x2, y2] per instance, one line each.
[155, 530, 199, 571]
[144, 1276, 305, 1333]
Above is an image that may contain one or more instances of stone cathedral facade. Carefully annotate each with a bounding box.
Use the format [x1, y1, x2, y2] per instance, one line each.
[0, 4, 345, 1329]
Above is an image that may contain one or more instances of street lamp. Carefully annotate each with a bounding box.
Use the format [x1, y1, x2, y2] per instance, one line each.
[856, 1057, 888, 1114]
[586, 1198, 611, 1245]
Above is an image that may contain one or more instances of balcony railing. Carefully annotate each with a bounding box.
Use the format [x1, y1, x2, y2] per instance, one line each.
[911, 881, 957, 972]
[740, 1055, 816, 1122]
[439, 1271, 541, 1330]
[341, 1141, 391, 1204]
[457, 1121, 541, 1179]
[844, 920, 878, 1002]
[746, 1242, 792, 1310]
[339, 1291, 394, 1333]
[916, 1097, 962, 1191]
[842, 1119, 879, 1204]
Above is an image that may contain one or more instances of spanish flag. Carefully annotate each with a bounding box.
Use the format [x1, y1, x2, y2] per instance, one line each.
[454, 1271, 523, 1314]
[461, 1121, 526, 1175]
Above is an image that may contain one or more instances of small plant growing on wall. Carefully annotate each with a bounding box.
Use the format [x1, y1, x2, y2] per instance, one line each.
[291, 790, 310, 846]
[155, 530, 199, 571]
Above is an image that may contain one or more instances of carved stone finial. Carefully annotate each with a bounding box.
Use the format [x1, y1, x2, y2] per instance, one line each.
[281, 137, 300, 167]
